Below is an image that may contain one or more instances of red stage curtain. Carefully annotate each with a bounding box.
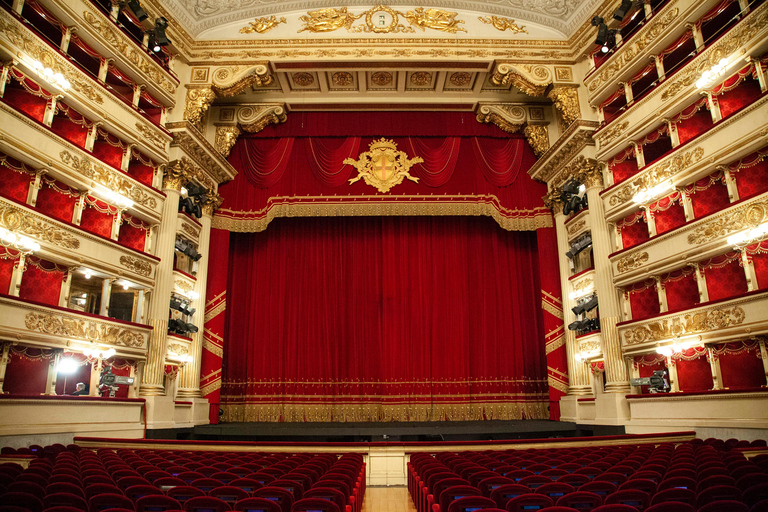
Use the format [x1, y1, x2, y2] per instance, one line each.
[618, 210, 649, 249]
[80, 196, 117, 238]
[635, 354, 667, 395]
[18, 257, 67, 307]
[0, 155, 35, 202]
[35, 177, 79, 223]
[674, 348, 713, 392]
[471, 137, 525, 187]
[732, 151, 768, 200]
[661, 268, 700, 312]
[4, 346, 53, 395]
[230, 137, 295, 188]
[649, 192, 686, 236]
[54, 353, 91, 395]
[407, 137, 461, 187]
[747, 241, 768, 290]
[702, 252, 747, 302]
[0, 248, 19, 294]
[686, 171, 730, 219]
[715, 341, 765, 389]
[221, 215, 549, 422]
[118, 213, 148, 252]
[626, 280, 660, 321]
[304, 137, 360, 187]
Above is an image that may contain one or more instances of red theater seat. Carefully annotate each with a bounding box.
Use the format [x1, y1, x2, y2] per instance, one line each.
[209, 486, 251, 504]
[489, 484, 531, 508]
[556, 474, 590, 489]
[0, 493, 44, 512]
[536, 483, 574, 501]
[233, 497, 283, 512]
[591, 506, 639, 512]
[253, 486, 295, 512]
[167, 486, 207, 504]
[697, 500, 750, 512]
[446, 496, 497, 512]
[644, 504, 694, 512]
[649, 487, 695, 506]
[505, 493, 554, 512]
[604, 490, 650, 511]
[291, 498, 340, 512]
[135, 495, 183, 511]
[555, 491, 603, 511]
[42, 492, 88, 511]
[88, 493, 134, 512]
[183, 496, 232, 512]
[697, 485, 743, 507]
[579, 481, 617, 497]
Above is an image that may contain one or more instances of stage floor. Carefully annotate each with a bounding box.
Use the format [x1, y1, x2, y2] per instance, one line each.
[362, 486, 416, 512]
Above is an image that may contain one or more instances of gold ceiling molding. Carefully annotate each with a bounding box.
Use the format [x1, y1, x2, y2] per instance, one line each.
[81, 10, 177, 96]
[476, 104, 526, 134]
[24, 312, 146, 348]
[478, 16, 527, 34]
[608, 146, 704, 207]
[490, 62, 552, 96]
[622, 305, 746, 346]
[0, 203, 80, 250]
[616, 252, 649, 274]
[211, 64, 274, 97]
[58, 151, 158, 210]
[183, 87, 216, 127]
[523, 125, 550, 157]
[345, 138, 423, 194]
[215, 126, 241, 158]
[548, 86, 580, 127]
[0, 13, 103, 104]
[687, 196, 768, 246]
[586, 7, 680, 94]
[297, 6, 467, 35]
[119, 255, 152, 277]
[240, 16, 287, 34]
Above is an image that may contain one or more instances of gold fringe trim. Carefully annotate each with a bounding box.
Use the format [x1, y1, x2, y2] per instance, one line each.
[203, 335, 224, 357]
[221, 400, 549, 423]
[548, 374, 569, 394]
[213, 196, 552, 233]
[200, 377, 222, 397]
[545, 334, 565, 355]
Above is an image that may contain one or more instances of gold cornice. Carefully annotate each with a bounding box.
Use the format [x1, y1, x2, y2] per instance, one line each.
[475, 104, 527, 134]
[490, 62, 552, 96]
[236, 104, 288, 134]
[528, 121, 599, 184]
[211, 64, 274, 96]
[168, 123, 237, 185]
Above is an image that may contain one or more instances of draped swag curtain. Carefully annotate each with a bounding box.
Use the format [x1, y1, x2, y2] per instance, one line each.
[220, 216, 549, 422]
[215, 112, 548, 233]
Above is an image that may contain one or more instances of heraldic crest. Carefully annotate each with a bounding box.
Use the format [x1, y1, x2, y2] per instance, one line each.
[345, 138, 423, 193]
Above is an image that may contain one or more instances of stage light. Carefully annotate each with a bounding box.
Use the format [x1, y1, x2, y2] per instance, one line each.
[613, 0, 634, 21]
[126, 0, 148, 21]
[565, 233, 592, 260]
[561, 179, 582, 196]
[185, 183, 207, 197]
[563, 194, 588, 216]
[185, 322, 199, 334]
[572, 294, 598, 316]
[153, 17, 169, 48]
[57, 358, 79, 374]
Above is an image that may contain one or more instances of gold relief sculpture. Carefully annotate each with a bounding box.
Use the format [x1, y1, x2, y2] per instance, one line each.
[0, 13, 104, 104]
[523, 125, 549, 156]
[174, 280, 193, 294]
[167, 343, 189, 356]
[119, 255, 152, 277]
[661, 66, 700, 101]
[567, 156, 602, 189]
[332, 72, 354, 86]
[163, 159, 196, 191]
[345, 138, 423, 194]
[542, 189, 565, 213]
[572, 277, 593, 292]
[215, 126, 241, 158]
[212, 65, 275, 97]
[402, 8, 466, 33]
[596, 121, 629, 146]
[181, 223, 200, 238]
[410, 72, 432, 86]
[548, 87, 580, 127]
[478, 16, 527, 34]
[356, 5, 411, 33]
[169, 132, 225, 189]
[292, 72, 315, 86]
[623, 306, 746, 345]
[24, 312, 145, 348]
[81, 11, 176, 95]
[566, 219, 586, 237]
[370, 72, 393, 87]
[299, 7, 363, 33]
[449, 72, 472, 87]
[490, 63, 551, 96]
[201, 191, 224, 217]
[476, 104, 526, 134]
[535, 125, 599, 183]
[687, 197, 768, 245]
[609, 147, 704, 207]
[616, 252, 649, 274]
[191, 68, 209, 83]
[135, 123, 166, 150]
[240, 16, 287, 34]
[59, 151, 157, 209]
[237, 104, 288, 135]
[184, 87, 216, 126]
[580, 340, 601, 353]
[0, 204, 79, 249]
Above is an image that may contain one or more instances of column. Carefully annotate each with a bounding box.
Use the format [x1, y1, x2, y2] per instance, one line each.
[680, 189, 695, 221]
[85, 123, 101, 152]
[89, 358, 102, 396]
[644, 206, 657, 237]
[581, 164, 631, 394]
[99, 277, 114, 316]
[722, 166, 740, 203]
[60, 27, 75, 53]
[135, 289, 146, 324]
[707, 347, 722, 390]
[58, 268, 73, 308]
[758, 338, 768, 386]
[693, 263, 710, 303]
[98, 59, 113, 83]
[656, 276, 668, 313]
[26, 171, 44, 207]
[46, 350, 62, 395]
[177, 193, 221, 398]
[139, 161, 191, 397]
[740, 249, 758, 292]
[0, 343, 10, 393]
[652, 55, 665, 82]
[9, 254, 25, 296]
[666, 355, 680, 392]
[552, 208, 592, 396]
[111, 210, 122, 241]
[132, 85, 145, 109]
[72, 193, 86, 225]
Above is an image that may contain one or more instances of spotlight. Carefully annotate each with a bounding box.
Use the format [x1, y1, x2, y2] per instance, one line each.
[563, 194, 588, 216]
[613, 0, 634, 21]
[572, 294, 599, 316]
[170, 297, 183, 311]
[568, 318, 601, 333]
[153, 17, 169, 47]
[562, 180, 582, 196]
[565, 233, 592, 260]
[57, 358, 79, 375]
[126, 0, 148, 22]
[148, 32, 161, 53]
[185, 183, 207, 197]
[185, 322, 199, 334]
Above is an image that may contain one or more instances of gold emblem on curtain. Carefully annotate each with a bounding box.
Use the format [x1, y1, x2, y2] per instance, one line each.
[345, 138, 423, 193]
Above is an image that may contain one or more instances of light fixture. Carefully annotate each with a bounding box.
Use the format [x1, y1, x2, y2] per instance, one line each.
[122, 282, 130, 290]
[31, 60, 70, 90]
[96, 188, 134, 210]
[0, 227, 41, 254]
[632, 180, 674, 205]
[566, 233, 593, 260]
[696, 57, 732, 89]
[148, 17, 170, 53]
[83, 269, 92, 279]
[84, 347, 116, 359]
[613, 0, 634, 21]
[57, 358, 79, 374]
[572, 294, 599, 316]
[727, 221, 768, 248]
[125, 0, 148, 21]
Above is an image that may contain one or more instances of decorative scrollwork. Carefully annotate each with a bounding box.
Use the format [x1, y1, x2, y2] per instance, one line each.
[687, 197, 768, 245]
[25, 312, 145, 348]
[616, 252, 649, 274]
[184, 87, 216, 126]
[345, 138, 422, 194]
[523, 125, 549, 156]
[240, 16, 286, 34]
[119, 255, 151, 277]
[215, 126, 241, 158]
[548, 87, 580, 127]
[623, 306, 746, 345]
[0, 204, 80, 249]
[478, 16, 527, 34]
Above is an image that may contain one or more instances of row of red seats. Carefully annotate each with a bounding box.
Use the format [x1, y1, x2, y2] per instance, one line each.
[407, 439, 768, 512]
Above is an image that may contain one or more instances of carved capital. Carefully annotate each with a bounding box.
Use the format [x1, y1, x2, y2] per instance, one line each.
[214, 125, 241, 158]
[184, 87, 216, 126]
[201, 191, 224, 217]
[548, 86, 580, 127]
[523, 124, 549, 156]
[163, 159, 196, 191]
[542, 189, 564, 212]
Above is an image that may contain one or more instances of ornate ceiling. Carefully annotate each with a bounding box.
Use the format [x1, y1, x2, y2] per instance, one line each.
[159, 0, 604, 39]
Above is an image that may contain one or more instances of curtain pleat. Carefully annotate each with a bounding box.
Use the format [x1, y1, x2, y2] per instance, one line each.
[407, 137, 461, 187]
[304, 137, 360, 188]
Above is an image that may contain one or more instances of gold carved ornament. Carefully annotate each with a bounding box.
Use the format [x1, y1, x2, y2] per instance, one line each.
[476, 104, 526, 135]
[523, 125, 549, 157]
[623, 306, 746, 345]
[25, 312, 145, 348]
[298, 6, 466, 34]
[119, 255, 151, 277]
[167, 343, 189, 356]
[542, 189, 565, 213]
[0, 204, 79, 249]
[163, 159, 196, 191]
[566, 219, 586, 237]
[215, 126, 241, 158]
[616, 252, 649, 273]
[240, 16, 287, 34]
[345, 138, 422, 194]
[135, 123, 166, 150]
[174, 280, 193, 294]
[59, 151, 157, 209]
[201, 191, 224, 217]
[597, 121, 629, 147]
[478, 16, 527, 34]
[687, 196, 768, 245]
[213, 67, 275, 97]
[184, 88, 216, 126]
[548, 87, 580, 127]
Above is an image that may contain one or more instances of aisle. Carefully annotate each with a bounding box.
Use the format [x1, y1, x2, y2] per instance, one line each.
[361, 486, 418, 512]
